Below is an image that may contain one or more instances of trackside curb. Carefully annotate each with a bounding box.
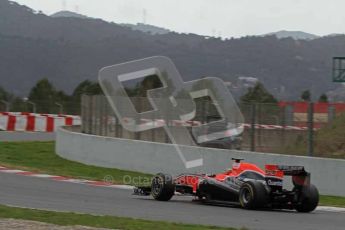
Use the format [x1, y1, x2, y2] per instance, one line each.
[0, 166, 134, 190]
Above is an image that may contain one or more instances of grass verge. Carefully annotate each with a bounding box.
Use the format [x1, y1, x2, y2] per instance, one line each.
[1, 141, 345, 208]
[0, 204, 241, 230]
[319, 195, 345, 207]
[0, 141, 152, 185]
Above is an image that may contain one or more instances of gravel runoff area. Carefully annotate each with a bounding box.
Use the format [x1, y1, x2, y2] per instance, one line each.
[0, 218, 113, 230]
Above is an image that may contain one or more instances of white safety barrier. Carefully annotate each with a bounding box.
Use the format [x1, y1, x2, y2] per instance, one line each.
[56, 126, 345, 196]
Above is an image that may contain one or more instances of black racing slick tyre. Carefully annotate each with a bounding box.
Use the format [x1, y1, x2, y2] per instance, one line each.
[151, 173, 175, 201]
[295, 184, 319, 213]
[239, 181, 268, 210]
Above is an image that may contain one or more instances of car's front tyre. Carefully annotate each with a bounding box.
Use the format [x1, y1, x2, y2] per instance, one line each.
[151, 173, 175, 201]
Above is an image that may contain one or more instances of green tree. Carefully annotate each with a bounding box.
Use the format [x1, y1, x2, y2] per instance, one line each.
[70, 80, 103, 114]
[301, 90, 311, 102]
[123, 75, 162, 113]
[0, 86, 10, 101]
[0, 87, 28, 112]
[29, 79, 56, 100]
[318, 93, 328, 103]
[55, 90, 73, 114]
[0, 86, 11, 111]
[28, 78, 70, 113]
[56, 90, 71, 102]
[138, 75, 162, 96]
[240, 82, 277, 104]
[8, 97, 26, 112]
[72, 80, 103, 99]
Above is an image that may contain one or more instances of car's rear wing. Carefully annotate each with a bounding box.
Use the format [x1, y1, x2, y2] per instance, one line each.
[265, 165, 310, 187]
[276, 165, 309, 176]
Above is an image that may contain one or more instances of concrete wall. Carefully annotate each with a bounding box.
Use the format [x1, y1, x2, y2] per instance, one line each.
[56, 126, 345, 196]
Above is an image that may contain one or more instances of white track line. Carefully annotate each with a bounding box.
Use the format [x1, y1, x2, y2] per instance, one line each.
[316, 206, 345, 213]
[0, 169, 27, 173]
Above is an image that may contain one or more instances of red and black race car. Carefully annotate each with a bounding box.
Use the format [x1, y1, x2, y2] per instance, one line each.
[133, 158, 319, 212]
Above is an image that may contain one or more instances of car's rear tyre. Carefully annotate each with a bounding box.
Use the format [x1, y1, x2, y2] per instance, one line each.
[239, 181, 268, 209]
[295, 184, 319, 213]
[151, 173, 175, 201]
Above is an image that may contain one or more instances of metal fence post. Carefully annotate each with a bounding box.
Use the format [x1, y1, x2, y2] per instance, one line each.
[134, 97, 141, 140]
[81, 95, 86, 133]
[201, 99, 206, 124]
[98, 95, 103, 136]
[328, 104, 336, 123]
[285, 104, 294, 126]
[281, 104, 286, 147]
[90, 96, 95, 134]
[0, 100, 10, 112]
[88, 95, 93, 134]
[115, 95, 121, 137]
[257, 103, 262, 150]
[103, 96, 108, 136]
[151, 110, 155, 142]
[250, 103, 256, 152]
[165, 101, 170, 143]
[307, 102, 314, 156]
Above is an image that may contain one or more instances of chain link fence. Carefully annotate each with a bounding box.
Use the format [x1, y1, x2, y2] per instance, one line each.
[2, 95, 342, 157]
[80, 95, 343, 156]
[0, 100, 81, 115]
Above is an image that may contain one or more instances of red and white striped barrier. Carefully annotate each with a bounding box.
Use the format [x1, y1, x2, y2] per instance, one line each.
[122, 117, 202, 127]
[242, 123, 315, 131]
[0, 112, 81, 132]
[122, 117, 314, 131]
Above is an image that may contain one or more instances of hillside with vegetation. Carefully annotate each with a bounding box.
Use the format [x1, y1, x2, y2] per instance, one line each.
[0, 0, 344, 100]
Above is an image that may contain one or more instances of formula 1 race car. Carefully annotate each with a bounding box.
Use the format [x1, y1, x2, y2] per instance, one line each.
[133, 158, 319, 212]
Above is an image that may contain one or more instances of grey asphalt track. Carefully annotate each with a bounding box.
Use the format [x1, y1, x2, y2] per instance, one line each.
[0, 131, 55, 141]
[0, 172, 344, 230]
